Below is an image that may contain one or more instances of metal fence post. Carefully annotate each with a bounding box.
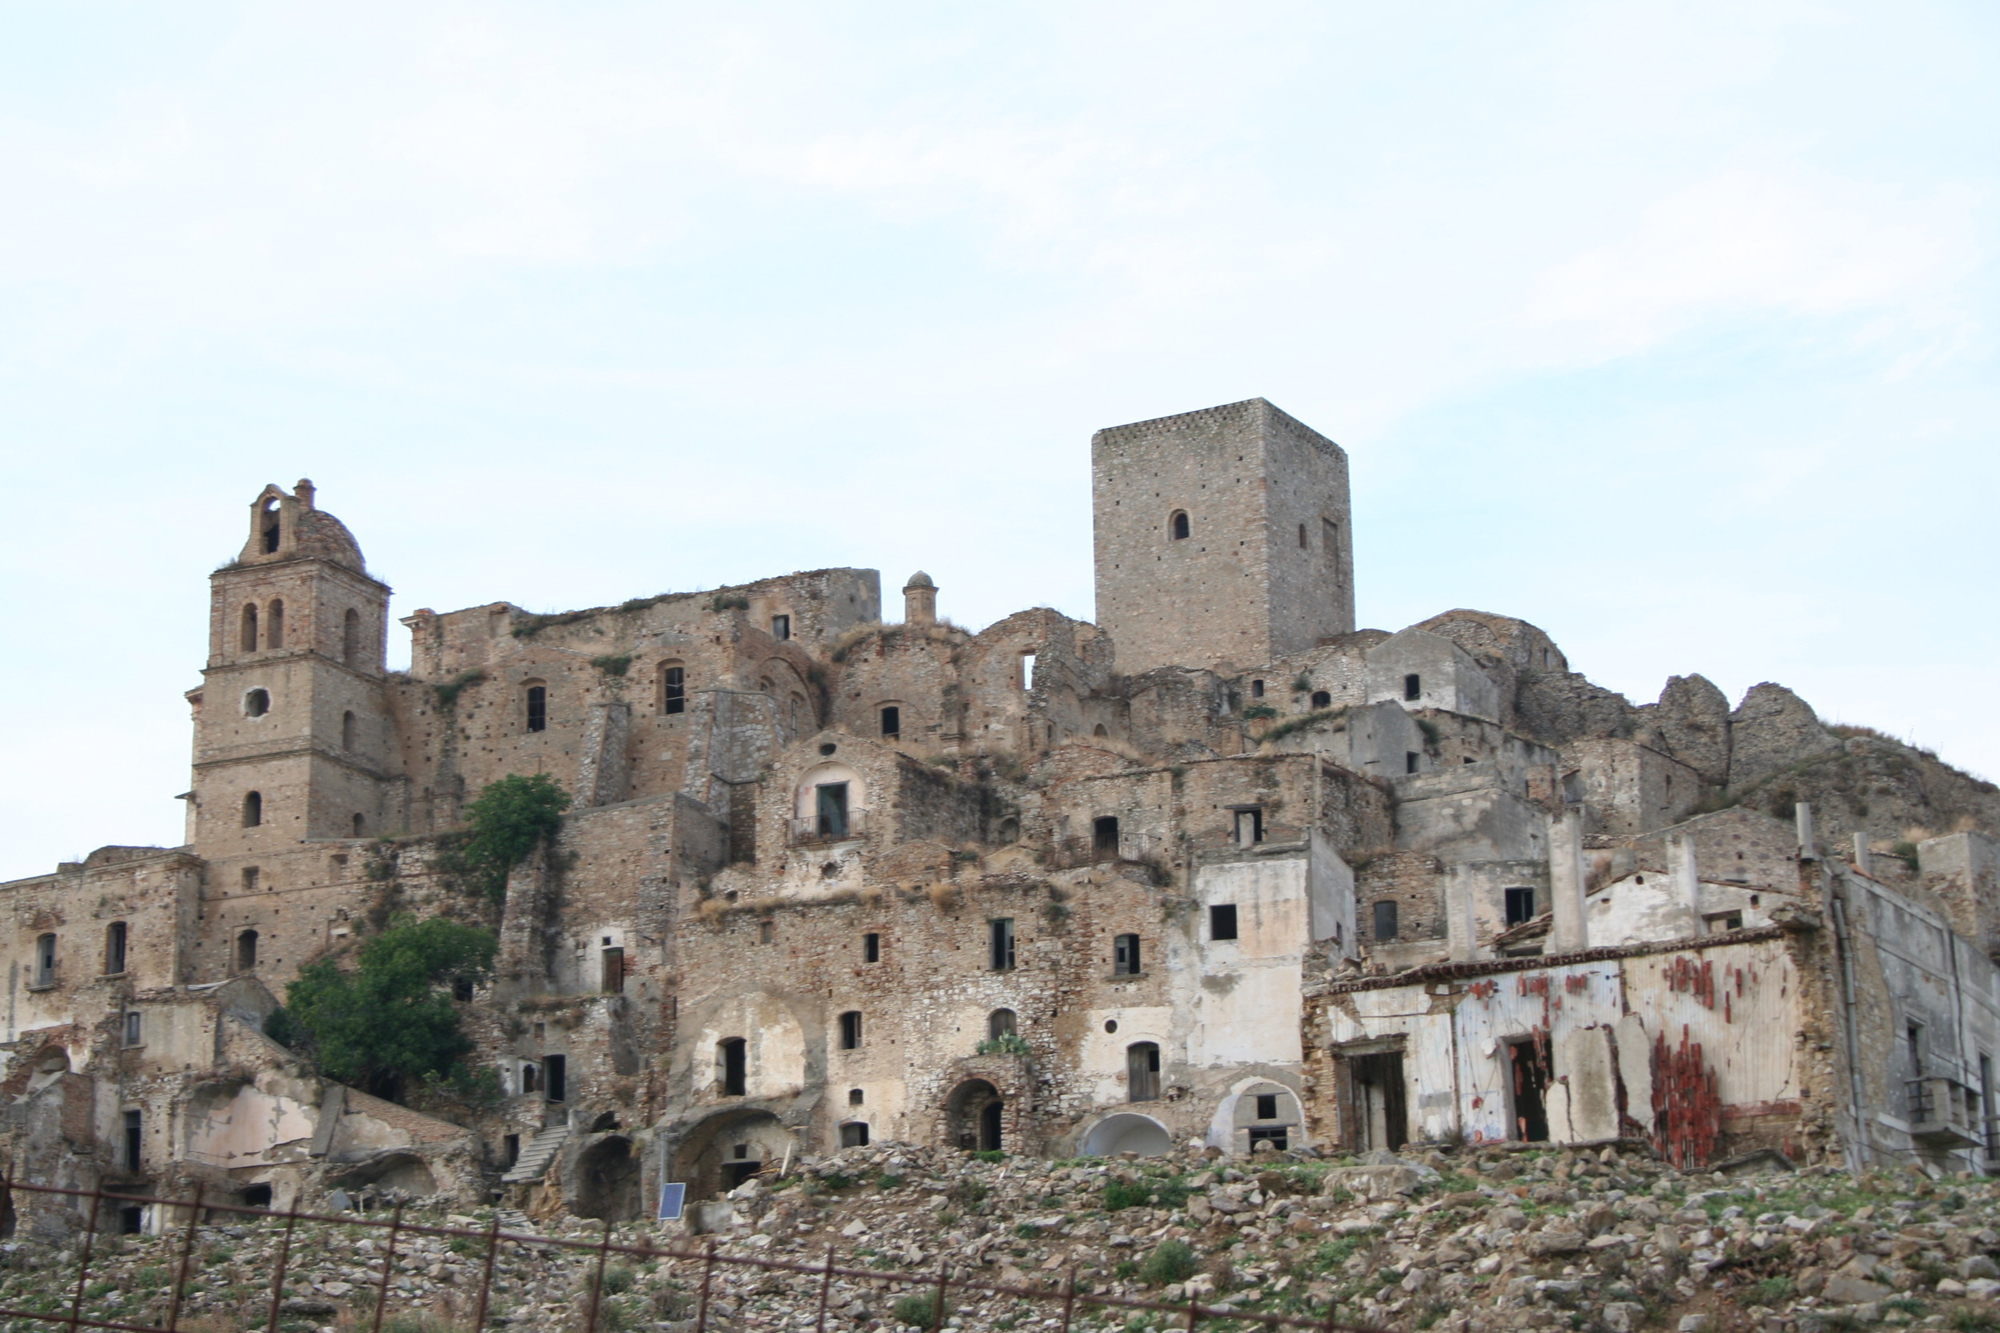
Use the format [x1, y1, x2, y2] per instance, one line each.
[164, 1182, 205, 1333]
[62, 1184, 102, 1333]
[694, 1237, 716, 1333]
[584, 1216, 614, 1333]
[929, 1259, 950, 1332]
[470, 1211, 502, 1333]
[813, 1244, 834, 1333]
[370, 1203, 406, 1333]
[262, 1204, 300, 1333]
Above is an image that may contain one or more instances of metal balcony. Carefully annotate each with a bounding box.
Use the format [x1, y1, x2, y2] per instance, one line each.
[1907, 1078, 1984, 1148]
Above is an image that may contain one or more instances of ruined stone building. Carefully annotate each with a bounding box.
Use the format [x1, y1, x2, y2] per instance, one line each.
[7, 397, 2000, 1232]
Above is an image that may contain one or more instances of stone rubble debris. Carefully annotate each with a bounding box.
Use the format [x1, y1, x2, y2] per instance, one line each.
[10, 1141, 2000, 1332]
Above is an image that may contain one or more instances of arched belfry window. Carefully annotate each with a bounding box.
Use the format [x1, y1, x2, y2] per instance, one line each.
[266, 600, 284, 649]
[240, 604, 259, 652]
[343, 609, 362, 665]
[1169, 510, 1190, 541]
[242, 791, 263, 828]
[261, 503, 280, 553]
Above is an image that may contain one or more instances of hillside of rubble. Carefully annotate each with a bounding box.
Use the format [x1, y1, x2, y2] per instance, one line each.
[16, 1141, 2000, 1333]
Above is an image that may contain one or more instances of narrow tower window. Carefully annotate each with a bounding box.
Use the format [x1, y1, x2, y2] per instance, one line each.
[123, 1110, 143, 1170]
[838, 1010, 862, 1050]
[241, 603, 259, 652]
[1169, 510, 1190, 540]
[862, 932, 880, 963]
[525, 684, 547, 733]
[990, 918, 1016, 971]
[235, 929, 258, 972]
[242, 791, 263, 828]
[342, 608, 362, 665]
[266, 600, 284, 649]
[1113, 933, 1140, 975]
[879, 705, 900, 739]
[341, 710, 357, 749]
[1298, 523, 1308, 548]
[719, 1038, 747, 1095]
[262, 510, 280, 552]
[34, 933, 55, 986]
[351, 813, 365, 837]
[104, 922, 127, 975]
[660, 663, 686, 715]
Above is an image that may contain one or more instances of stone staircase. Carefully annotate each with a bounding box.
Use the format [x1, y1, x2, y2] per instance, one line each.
[500, 1124, 570, 1184]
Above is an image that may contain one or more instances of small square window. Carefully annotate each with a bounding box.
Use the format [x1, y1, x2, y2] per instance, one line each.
[771, 615, 791, 641]
[1255, 1093, 1278, 1120]
[863, 932, 880, 963]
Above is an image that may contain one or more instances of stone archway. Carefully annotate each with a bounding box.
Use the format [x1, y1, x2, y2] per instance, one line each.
[1080, 1112, 1173, 1157]
[573, 1136, 642, 1221]
[672, 1110, 795, 1200]
[945, 1080, 1004, 1152]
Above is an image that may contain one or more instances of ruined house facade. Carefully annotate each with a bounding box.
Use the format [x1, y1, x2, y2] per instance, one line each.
[8, 396, 2000, 1228]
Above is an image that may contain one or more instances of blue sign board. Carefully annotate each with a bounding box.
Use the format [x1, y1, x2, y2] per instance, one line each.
[657, 1181, 687, 1221]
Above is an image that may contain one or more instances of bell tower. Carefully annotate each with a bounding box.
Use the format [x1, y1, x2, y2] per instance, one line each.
[188, 481, 398, 870]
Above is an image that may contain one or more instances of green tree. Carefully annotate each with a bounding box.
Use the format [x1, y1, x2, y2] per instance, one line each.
[268, 916, 496, 1101]
[456, 772, 570, 901]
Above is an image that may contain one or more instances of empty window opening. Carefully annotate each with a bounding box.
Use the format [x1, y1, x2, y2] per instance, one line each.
[1234, 808, 1264, 845]
[502, 1134, 520, 1170]
[341, 710, 357, 750]
[1255, 1093, 1279, 1120]
[119, 1207, 144, 1234]
[1298, 523, 1308, 548]
[1248, 1127, 1289, 1153]
[244, 688, 270, 717]
[525, 684, 547, 733]
[34, 933, 55, 987]
[1403, 673, 1421, 701]
[241, 791, 263, 827]
[839, 1122, 870, 1148]
[235, 929, 258, 972]
[1093, 815, 1120, 857]
[1322, 518, 1339, 560]
[351, 813, 365, 837]
[122, 1011, 141, 1047]
[990, 918, 1016, 971]
[266, 600, 284, 649]
[838, 1011, 862, 1049]
[240, 603, 259, 652]
[520, 1063, 541, 1094]
[1127, 1042, 1161, 1102]
[261, 510, 280, 552]
[1251, 679, 1265, 698]
[848, 1087, 864, 1105]
[1169, 510, 1190, 541]
[1092, 723, 1109, 738]
[1310, 690, 1332, 709]
[1349, 1052, 1408, 1152]
[241, 866, 259, 891]
[452, 977, 474, 1001]
[1113, 933, 1141, 975]
[1020, 653, 1037, 690]
[660, 663, 686, 715]
[988, 1008, 1017, 1040]
[241, 1184, 272, 1210]
[123, 1110, 142, 1172]
[863, 932, 880, 963]
[1373, 900, 1399, 941]
[601, 947, 625, 993]
[879, 705, 900, 739]
[1909, 1024, 1925, 1079]
[1504, 887, 1536, 925]
[543, 1054, 567, 1102]
[1506, 1039, 1551, 1142]
[788, 694, 805, 738]
[815, 781, 850, 838]
[1707, 911, 1744, 934]
[342, 608, 362, 665]
[719, 1038, 746, 1096]
[1209, 904, 1239, 942]
[104, 922, 127, 976]
[770, 614, 791, 641]
[1405, 751, 1420, 774]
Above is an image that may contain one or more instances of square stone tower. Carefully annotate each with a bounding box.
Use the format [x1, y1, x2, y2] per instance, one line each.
[1092, 398, 1353, 674]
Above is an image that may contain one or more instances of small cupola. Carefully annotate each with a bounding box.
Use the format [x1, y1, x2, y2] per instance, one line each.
[903, 571, 937, 624]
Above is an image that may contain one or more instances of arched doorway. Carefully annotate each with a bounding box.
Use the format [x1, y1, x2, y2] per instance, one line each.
[672, 1110, 795, 1199]
[574, 1136, 641, 1221]
[947, 1080, 1004, 1153]
[1080, 1113, 1173, 1157]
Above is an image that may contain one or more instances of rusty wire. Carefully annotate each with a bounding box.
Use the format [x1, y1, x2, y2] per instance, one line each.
[0, 1174, 1383, 1333]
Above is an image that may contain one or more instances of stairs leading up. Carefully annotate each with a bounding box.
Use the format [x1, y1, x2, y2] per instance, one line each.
[501, 1124, 570, 1184]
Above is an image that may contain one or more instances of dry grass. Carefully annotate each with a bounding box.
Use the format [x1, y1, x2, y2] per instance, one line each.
[926, 882, 961, 911]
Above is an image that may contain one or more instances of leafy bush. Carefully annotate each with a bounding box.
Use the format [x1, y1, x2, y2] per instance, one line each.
[892, 1292, 948, 1326]
[1242, 704, 1278, 720]
[709, 594, 750, 612]
[452, 773, 571, 901]
[589, 653, 633, 677]
[600, 1265, 635, 1295]
[432, 669, 486, 708]
[976, 1032, 1032, 1056]
[270, 916, 497, 1101]
[1102, 1179, 1152, 1211]
[1137, 1239, 1197, 1287]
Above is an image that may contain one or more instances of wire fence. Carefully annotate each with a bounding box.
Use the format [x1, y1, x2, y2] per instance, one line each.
[0, 1176, 1383, 1333]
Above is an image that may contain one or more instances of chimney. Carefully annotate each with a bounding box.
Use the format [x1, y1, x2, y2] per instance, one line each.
[1795, 801, 1819, 861]
[1549, 808, 1588, 953]
[1671, 833, 1702, 938]
[293, 478, 316, 509]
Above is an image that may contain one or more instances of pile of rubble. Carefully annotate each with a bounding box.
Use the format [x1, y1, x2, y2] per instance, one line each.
[10, 1141, 2000, 1332]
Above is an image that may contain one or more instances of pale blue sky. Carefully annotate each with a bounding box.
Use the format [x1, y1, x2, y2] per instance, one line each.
[3, 2, 1996, 873]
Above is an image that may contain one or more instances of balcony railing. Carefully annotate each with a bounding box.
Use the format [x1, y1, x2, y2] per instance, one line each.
[1907, 1077, 1984, 1148]
[790, 809, 869, 845]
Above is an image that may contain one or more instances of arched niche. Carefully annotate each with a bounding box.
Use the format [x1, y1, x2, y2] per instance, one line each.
[1080, 1112, 1173, 1158]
